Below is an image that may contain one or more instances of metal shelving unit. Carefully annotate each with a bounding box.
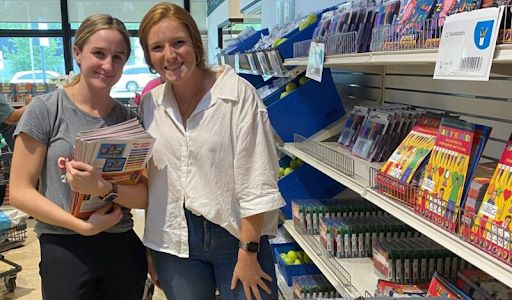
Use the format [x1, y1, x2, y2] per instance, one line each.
[283, 220, 382, 299]
[282, 140, 512, 289]
[283, 44, 512, 67]
[276, 264, 294, 300]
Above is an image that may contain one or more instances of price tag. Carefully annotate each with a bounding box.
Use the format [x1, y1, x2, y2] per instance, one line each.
[434, 6, 503, 81]
[234, 54, 241, 73]
[256, 51, 272, 76]
[267, 50, 284, 77]
[246, 53, 258, 74]
[306, 42, 325, 82]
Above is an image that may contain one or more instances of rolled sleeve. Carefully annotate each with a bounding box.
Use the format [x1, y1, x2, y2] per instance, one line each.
[234, 92, 285, 218]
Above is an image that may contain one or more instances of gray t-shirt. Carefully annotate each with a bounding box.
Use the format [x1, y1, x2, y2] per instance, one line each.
[0, 94, 15, 124]
[14, 89, 139, 235]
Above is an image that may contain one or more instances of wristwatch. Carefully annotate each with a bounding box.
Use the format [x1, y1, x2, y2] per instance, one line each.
[99, 182, 118, 203]
[239, 241, 260, 253]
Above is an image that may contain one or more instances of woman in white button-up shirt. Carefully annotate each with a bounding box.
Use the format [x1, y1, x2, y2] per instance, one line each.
[138, 3, 285, 300]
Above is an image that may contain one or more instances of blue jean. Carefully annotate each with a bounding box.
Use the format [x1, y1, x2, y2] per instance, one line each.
[151, 210, 278, 300]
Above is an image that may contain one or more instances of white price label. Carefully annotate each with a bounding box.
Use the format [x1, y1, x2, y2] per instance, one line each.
[481, 201, 498, 219]
[434, 6, 503, 81]
[306, 42, 324, 82]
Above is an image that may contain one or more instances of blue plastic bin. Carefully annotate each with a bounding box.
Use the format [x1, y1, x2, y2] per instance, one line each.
[239, 73, 264, 87]
[224, 28, 269, 55]
[278, 159, 345, 219]
[272, 242, 321, 286]
[264, 68, 345, 142]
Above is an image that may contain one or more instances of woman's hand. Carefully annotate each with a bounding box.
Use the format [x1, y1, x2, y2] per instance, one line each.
[65, 160, 110, 197]
[76, 203, 123, 236]
[147, 250, 162, 289]
[230, 250, 272, 300]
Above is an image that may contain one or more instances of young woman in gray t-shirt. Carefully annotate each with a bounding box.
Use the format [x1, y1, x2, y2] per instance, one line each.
[10, 14, 148, 299]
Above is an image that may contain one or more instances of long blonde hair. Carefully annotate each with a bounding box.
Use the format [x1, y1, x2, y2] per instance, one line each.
[67, 14, 131, 87]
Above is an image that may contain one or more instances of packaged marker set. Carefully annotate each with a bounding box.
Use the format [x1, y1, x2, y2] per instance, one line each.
[373, 237, 468, 284]
[292, 274, 340, 299]
[292, 198, 384, 234]
[318, 214, 418, 259]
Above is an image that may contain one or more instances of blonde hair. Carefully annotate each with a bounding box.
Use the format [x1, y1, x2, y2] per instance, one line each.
[139, 2, 206, 71]
[67, 14, 131, 87]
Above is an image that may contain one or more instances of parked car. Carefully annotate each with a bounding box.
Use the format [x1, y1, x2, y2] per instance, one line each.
[113, 65, 158, 92]
[9, 70, 62, 84]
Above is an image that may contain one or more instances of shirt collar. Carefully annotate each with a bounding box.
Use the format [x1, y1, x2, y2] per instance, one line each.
[154, 65, 240, 107]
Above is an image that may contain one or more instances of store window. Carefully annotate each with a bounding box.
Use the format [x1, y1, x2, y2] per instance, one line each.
[190, 0, 207, 33]
[0, 37, 65, 84]
[0, 0, 62, 30]
[68, 0, 184, 29]
[0, 0, 209, 99]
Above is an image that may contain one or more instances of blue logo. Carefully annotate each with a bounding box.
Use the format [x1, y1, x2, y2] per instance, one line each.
[474, 20, 494, 50]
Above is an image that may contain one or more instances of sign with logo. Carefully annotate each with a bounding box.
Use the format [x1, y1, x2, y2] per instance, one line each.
[434, 6, 503, 81]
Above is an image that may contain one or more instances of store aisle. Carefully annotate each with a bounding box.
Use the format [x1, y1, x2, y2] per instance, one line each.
[0, 209, 166, 300]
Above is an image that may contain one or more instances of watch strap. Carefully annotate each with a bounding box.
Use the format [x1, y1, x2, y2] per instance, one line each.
[239, 241, 260, 253]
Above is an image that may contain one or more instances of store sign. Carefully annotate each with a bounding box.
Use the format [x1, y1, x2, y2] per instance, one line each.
[434, 6, 503, 81]
[207, 0, 226, 16]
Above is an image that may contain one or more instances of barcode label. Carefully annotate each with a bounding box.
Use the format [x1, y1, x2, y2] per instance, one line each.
[459, 56, 482, 71]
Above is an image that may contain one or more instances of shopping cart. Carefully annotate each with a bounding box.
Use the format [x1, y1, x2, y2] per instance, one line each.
[0, 134, 12, 206]
[0, 222, 27, 292]
[0, 134, 27, 292]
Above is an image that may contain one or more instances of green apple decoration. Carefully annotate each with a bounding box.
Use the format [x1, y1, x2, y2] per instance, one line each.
[283, 256, 294, 265]
[298, 21, 309, 31]
[279, 167, 285, 178]
[272, 37, 288, 48]
[280, 91, 290, 99]
[293, 259, 302, 265]
[289, 159, 298, 169]
[285, 82, 297, 93]
[299, 76, 310, 85]
[286, 250, 298, 261]
[303, 252, 312, 264]
[298, 14, 318, 31]
[283, 167, 293, 176]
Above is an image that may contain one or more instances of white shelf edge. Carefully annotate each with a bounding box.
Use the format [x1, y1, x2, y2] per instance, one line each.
[283, 220, 381, 298]
[282, 143, 366, 195]
[284, 140, 512, 289]
[276, 264, 294, 300]
[363, 188, 512, 289]
[283, 44, 512, 66]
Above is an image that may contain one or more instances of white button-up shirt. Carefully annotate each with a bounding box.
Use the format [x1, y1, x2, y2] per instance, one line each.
[141, 65, 285, 257]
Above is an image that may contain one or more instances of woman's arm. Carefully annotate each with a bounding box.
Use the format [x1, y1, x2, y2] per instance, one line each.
[9, 133, 122, 236]
[231, 213, 272, 300]
[65, 160, 148, 209]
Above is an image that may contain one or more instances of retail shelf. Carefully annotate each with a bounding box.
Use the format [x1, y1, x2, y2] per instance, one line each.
[283, 220, 381, 298]
[276, 264, 294, 300]
[283, 140, 512, 289]
[364, 189, 512, 289]
[283, 44, 512, 67]
[281, 143, 374, 195]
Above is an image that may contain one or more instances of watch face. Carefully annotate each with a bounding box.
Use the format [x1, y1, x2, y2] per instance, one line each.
[246, 242, 259, 252]
[103, 193, 118, 203]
